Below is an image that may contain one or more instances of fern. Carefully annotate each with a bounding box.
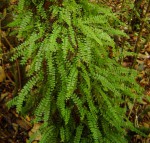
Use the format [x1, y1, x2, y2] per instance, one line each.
[8, 0, 146, 143]
[39, 126, 57, 143]
[74, 124, 83, 143]
[18, 0, 25, 12]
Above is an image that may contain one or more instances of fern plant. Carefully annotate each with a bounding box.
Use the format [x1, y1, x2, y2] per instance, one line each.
[8, 0, 145, 142]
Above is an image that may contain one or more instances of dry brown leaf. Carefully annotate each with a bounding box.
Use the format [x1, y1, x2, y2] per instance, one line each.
[25, 115, 31, 122]
[143, 122, 149, 128]
[16, 118, 32, 130]
[146, 91, 150, 96]
[140, 78, 149, 86]
[0, 66, 6, 82]
[10, 0, 18, 4]
[145, 42, 150, 52]
[146, 59, 150, 67]
[32, 141, 38, 143]
[137, 59, 145, 64]
[0, 92, 8, 101]
[138, 53, 150, 59]
[138, 71, 145, 78]
[30, 123, 42, 133]
[29, 123, 42, 141]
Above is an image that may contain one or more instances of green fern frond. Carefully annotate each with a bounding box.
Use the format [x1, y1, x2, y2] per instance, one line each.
[87, 112, 102, 143]
[78, 21, 103, 46]
[18, 0, 25, 11]
[71, 93, 86, 120]
[60, 126, 65, 142]
[16, 75, 39, 112]
[66, 65, 78, 100]
[57, 90, 66, 119]
[40, 126, 56, 143]
[74, 124, 83, 143]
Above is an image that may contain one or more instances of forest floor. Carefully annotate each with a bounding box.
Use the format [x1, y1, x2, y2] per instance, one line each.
[0, 0, 150, 143]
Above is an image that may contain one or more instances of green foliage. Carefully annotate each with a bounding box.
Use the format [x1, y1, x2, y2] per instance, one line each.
[8, 0, 145, 142]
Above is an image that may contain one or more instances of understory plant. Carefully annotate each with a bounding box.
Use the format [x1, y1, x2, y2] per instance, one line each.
[8, 0, 145, 142]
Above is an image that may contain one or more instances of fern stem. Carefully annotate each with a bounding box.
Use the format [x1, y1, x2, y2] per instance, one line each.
[132, 0, 150, 67]
[1, 31, 22, 90]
